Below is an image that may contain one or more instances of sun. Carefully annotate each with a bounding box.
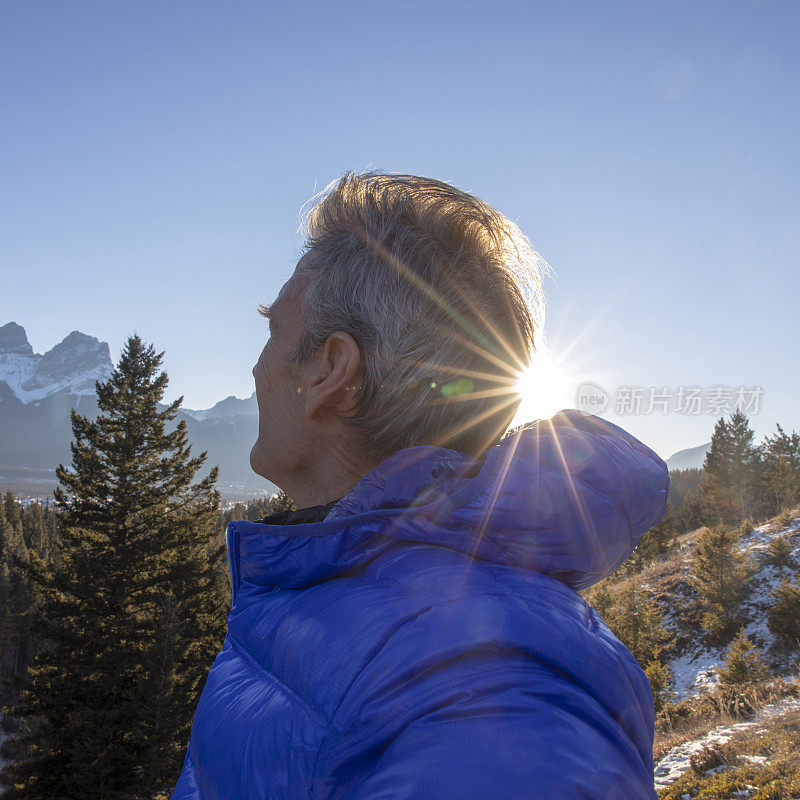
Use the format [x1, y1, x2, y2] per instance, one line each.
[510, 349, 576, 427]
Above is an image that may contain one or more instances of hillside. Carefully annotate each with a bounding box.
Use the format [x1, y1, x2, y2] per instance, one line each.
[588, 507, 800, 797]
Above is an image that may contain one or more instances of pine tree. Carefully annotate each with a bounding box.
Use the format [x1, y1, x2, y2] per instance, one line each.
[667, 468, 704, 519]
[755, 425, 800, 517]
[690, 524, 751, 642]
[676, 488, 705, 533]
[631, 501, 678, 568]
[0, 493, 30, 619]
[704, 416, 732, 484]
[726, 411, 758, 498]
[585, 579, 615, 620]
[644, 660, 675, 714]
[702, 411, 759, 524]
[766, 534, 796, 570]
[5, 334, 227, 800]
[767, 575, 800, 647]
[0, 494, 36, 705]
[718, 627, 769, 687]
[0, 502, 12, 616]
[4, 492, 22, 535]
[20, 504, 45, 555]
[601, 584, 673, 667]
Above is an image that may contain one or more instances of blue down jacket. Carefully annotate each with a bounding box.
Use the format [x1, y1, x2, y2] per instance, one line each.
[171, 409, 668, 799]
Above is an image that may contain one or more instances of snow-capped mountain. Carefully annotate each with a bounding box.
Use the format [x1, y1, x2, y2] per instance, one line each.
[0, 322, 271, 500]
[0, 322, 113, 403]
[666, 442, 711, 471]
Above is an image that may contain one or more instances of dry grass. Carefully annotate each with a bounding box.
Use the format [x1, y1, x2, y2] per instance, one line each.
[592, 509, 800, 795]
[657, 707, 800, 799]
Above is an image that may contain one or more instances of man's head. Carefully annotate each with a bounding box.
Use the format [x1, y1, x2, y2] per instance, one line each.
[250, 171, 545, 505]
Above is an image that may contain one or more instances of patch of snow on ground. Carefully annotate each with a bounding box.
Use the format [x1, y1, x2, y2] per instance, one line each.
[738, 517, 800, 560]
[654, 695, 800, 788]
[741, 565, 785, 644]
[756, 695, 800, 718]
[670, 649, 722, 699]
[665, 513, 800, 702]
[737, 515, 800, 655]
[654, 719, 756, 787]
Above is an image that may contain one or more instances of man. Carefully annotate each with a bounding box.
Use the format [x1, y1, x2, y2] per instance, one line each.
[171, 172, 667, 799]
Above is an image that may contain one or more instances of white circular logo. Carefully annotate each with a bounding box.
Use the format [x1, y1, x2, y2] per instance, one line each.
[576, 382, 609, 413]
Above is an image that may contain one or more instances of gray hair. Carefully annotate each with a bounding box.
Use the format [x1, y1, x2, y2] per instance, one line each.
[286, 171, 546, 461]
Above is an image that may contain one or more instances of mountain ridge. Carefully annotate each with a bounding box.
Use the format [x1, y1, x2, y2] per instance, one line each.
[665, 442, 711, 471]
[0, 322, 259, 417]
[0, 322, 272, 500]
[0, 322, 113, 404]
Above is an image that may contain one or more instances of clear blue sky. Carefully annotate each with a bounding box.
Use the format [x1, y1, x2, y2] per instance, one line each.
[1, 0, 797, 459]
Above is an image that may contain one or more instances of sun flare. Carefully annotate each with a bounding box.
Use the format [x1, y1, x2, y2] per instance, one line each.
[511, 350, 576, 427]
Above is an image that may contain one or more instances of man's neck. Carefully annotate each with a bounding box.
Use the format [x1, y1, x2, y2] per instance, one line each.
[281, 442, 376, 509]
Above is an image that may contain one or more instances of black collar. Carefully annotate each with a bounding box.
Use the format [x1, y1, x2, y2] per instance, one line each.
[257, 497, 341, 526]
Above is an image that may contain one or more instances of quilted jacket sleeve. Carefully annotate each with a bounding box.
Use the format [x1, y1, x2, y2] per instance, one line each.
[310, 643, 657, 800]
[170, 749, 201, 800]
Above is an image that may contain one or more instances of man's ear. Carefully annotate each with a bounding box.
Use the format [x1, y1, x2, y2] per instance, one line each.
[304, 332, 363, 420]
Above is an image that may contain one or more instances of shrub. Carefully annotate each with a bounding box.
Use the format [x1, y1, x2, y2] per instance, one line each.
[690, 524, 751, 642]
[766, 534, 796, 569]
[645, 660, 675, 714]
[718, 627, 769, 688]
[599, 584, 673, 667]
[634, 501, 679, 567]
[730, 518, 754, 540]
[585, 579, 614, 619]
[767, 574, 800, 646]
[689, 742, 727, 776]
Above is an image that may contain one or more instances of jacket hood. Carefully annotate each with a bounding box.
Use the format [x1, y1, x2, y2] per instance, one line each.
[226, 409, 669, 600]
